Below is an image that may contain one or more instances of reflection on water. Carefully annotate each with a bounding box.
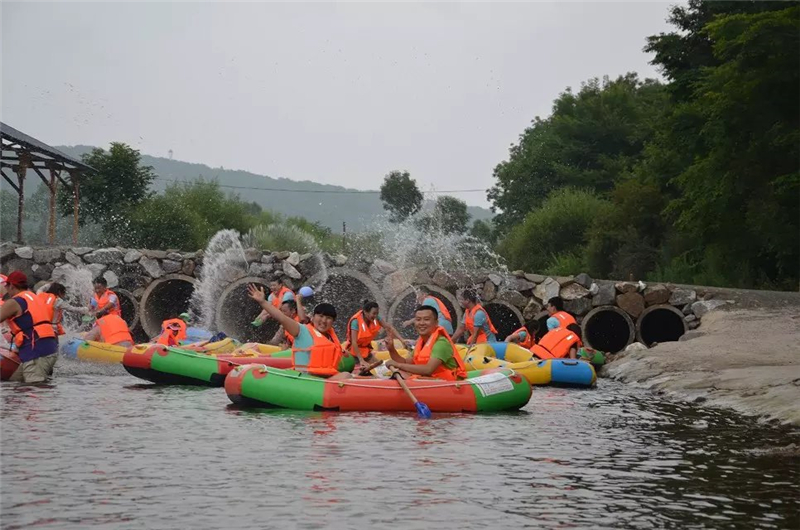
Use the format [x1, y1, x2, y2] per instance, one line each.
[1, 366, 799, 530]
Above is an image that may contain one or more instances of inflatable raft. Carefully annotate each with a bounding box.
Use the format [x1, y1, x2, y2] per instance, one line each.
[1, 347, 20, 380]
[464, 355, 596, 387]
[225, 365, 532, 412]
[122, 346, 357, 386]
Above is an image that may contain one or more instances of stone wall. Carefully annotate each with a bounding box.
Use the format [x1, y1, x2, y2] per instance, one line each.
[1, 242, 735, 351]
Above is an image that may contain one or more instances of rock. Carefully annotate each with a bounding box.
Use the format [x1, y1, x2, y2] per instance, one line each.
[688, 320, 701, 330]
[679, 330, 705, 342]
[625, 342, 648, 352]
[133, 287, 145, 298]
[162, 260, 181, 274]
[372, 259, 396, 275]
[244, 248, 263, 263]
[49, 263, 75, 282]
[164, 252, 181, 261]
[615, 282, 637, 294]
[532, 277, 560, 303]
[497, 290, 526, 308]
[286, 252, 300, 266]
[124, 249, 143, 263]
[182, 252, 197, 260]
[14, 246, 33, 259]
[432, 270, 451, 288]
[333, 254, 347, 267]
[368, 263, 387, 282]
[119, 274, 147, 291]
[0, 243, 17, 262]
[669, 288, 697, 307]
[412, 269, 432, 285]
[33, 248, 62, 263]
[383, 269, 417, 299]
[282, 260, 302, 279]
[275, 251, 291, 260]
[86, 263, 106, 279]
[524, 273, 545, 284]
[691, 300, 730, 319]
[616, 292, 645, 318]
[140, 257, 164, 278]
[560, 283, 590, 301]
[512, 270, 525, 277]
[482, 280, 497, 301]
[643, 284, 671, 306]
[573, 273, 593, 289]
[553, 276, 574, 287]
[298, 256, 324, 278]
[71, 247, 93, 256]
[564, 297, 592, 316]
[589, 282, 599, 295]
[684, 314, 697, 323]
[592, 283, 616, 306]
[33, 263, 54, 281]
[507, 278, 536, 292]
[102, 270, 119, 288]
[181, 260, 196, 276]
[261, 254, 276, 264]
[142, 250, 166, 260]
[84, 248, 124, 264]
[486, 273, 503, 286]
[523, 299, 543, 321]
[248, 263, 273, 277]
[65, 252, 83, 267]
[683, 303, 694, 315]
[273, 270, 285, 278]
[299, 253, 312, 262]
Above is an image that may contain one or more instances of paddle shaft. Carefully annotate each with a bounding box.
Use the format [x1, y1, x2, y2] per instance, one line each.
[390, 367, 421, 405]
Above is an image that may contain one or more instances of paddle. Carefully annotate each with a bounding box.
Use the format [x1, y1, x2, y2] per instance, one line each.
[357, 359, 385, 376]
[390, 367, 432, 419]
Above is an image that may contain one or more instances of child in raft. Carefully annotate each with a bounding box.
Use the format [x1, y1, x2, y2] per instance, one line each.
[344, 300, 403, 375]
[247, 283, 352, 381]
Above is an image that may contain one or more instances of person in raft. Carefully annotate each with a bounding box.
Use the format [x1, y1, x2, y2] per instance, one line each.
[384, 305, 467, 381]
[402, 286, 454, 335]
[504, 319, 539, 349]
[252, 277, 295, 327]
[345, 300, 402, 373]
[530, 321, 583, 360]
[268, 299, 308, 349]
[248, 284, 351, 380]
[155, 313, 191, 346]
[37, 282, 90, 342]
[90, 276, 121, 319]
[451, 289, 497, 345]
[83, 313, 134, 347]
[546, 296, 576, 328]
[0, 271, 59, 383]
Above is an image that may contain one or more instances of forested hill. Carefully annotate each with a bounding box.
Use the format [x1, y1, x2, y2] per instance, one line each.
[56, 145, 493, 231]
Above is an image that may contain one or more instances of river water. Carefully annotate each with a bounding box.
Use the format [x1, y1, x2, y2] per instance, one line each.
[1, 360, 798, 530]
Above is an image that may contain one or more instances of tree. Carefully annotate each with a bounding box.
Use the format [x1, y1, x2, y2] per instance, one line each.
[58, 143, 156, 227]
[418, 196, 471, 235]
[379, 170, 423, 223]
[470, 219, 496, 246]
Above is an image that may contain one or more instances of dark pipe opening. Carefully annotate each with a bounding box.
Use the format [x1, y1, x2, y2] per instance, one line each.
[483, 303, 523, 341]
[314, 274, 382, 339]
[116, 289, 139, 329]
[216, 280, 280, 343]
[388, 289, 458, 333]
[535, 311, 551, 342]
[638, 306, 687, 346]
[141, 278, 195, 338]
[583, 308, 634, 353]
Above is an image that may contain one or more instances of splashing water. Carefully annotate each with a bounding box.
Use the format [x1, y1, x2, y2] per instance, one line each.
[189, 229, 250, 330]
[47, 265, 95, 337]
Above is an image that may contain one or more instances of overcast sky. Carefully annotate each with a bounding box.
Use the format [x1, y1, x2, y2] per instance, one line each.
[2, 1, 676, 207]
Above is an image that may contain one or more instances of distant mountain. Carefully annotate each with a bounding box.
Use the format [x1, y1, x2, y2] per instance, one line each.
[56, 145, 493, 231]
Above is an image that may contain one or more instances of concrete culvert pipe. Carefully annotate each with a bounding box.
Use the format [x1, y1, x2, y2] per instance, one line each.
[140, 274, 197, 338]
[115, 288, 140, 331]
[483, 302, 524, 341]
[215, 277, 279, 343]
[636, 304, 687, 346]
[581, 306, 635, 353]
[309, 268, 385, 339]
[387, 285, 461, 334]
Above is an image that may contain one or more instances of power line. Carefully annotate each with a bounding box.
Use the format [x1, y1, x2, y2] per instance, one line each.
[152, 176, 487, 194]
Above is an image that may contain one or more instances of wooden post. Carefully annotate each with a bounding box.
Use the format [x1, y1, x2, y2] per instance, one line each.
[48, 167, 59, 244]
[342, 221, 347, 253]
[14, 153, 30, 244]
[69, 171, 80, 245]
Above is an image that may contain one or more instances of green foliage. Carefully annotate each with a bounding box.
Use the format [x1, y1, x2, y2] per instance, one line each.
[245, 223, 320, 254]
[379, 170, 423, 223]
[469, 219, 496, 246]
[498, 188, 611, 272]
[417, 195, 471, 235]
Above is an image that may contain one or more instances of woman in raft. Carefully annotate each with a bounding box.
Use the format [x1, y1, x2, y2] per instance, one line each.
[345, 300, 402, 374]
[451, 289, 498, 345]
[248, 283, 351, 381]
[383, 305, 467, 381]
[504, 319, 539, 349]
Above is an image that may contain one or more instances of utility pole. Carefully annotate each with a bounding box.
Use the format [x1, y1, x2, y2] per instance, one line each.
[342, 221, 347, 253]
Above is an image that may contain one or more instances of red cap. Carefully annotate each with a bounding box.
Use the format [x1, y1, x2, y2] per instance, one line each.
[5, 271, 28, 288]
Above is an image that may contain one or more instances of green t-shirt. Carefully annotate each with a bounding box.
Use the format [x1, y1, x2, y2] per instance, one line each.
[429, 337, 457, 371]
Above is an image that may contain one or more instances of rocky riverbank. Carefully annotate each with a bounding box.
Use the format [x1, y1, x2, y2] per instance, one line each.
[603, 307, 800, 426]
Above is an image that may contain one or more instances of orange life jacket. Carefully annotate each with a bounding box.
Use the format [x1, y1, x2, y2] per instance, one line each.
[346, 310, 382, 357]
[530, 327, 582, 359]
[412, 326, 467, 381]
[425, 296, 452, 324]
[292, 324, 342, 377]
[38, 292, 65, 335]
[160, 318, 187, 342]
[271, 286, 294, 309]
[464, 304, 498, 343]
[283, 314, 300, 347]
[513, 326, 535, 349]
[94, 289, 121, 317]
[552, 311, 576, 328]
[96, 314, 133, 345]
[7, 291, 57, 348]
[156, 329, 178, 347]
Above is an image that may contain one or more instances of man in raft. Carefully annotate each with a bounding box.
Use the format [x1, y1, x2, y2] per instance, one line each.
[90, 277, 121, 319]
[346, 300, 402, 374]
[252, 277, 295, 328]
[384, 305, 467, 381]
[531, 322, 583, 360]
[504, 320, 539, 349]
[269, 298, 310, 349]
[402, 286, 454, 335]
[546, 296, 576, 328]
[0, 271, 59, 383]
[451, 289, 497, 345]
[155, 313, 191, 346]
[248, 284, 351, 380]
[83, 314, 134, 347]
